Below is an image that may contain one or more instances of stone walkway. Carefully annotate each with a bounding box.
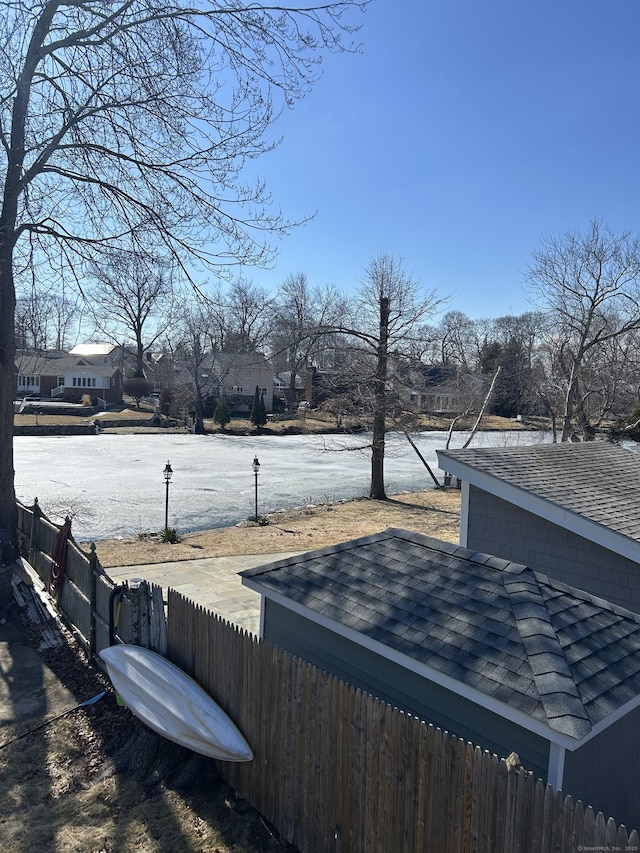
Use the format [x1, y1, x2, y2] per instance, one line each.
[109, 552, 303, 635]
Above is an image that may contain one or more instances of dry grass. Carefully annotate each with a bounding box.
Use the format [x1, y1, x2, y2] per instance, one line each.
[14, 406, 152, 426]
[2, 488, 462, 853]
[94, 488, 462, 568]
[15, 404, 534, 434]
[3, 413, 524, 852]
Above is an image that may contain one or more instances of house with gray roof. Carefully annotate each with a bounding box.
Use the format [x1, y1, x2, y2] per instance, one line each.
[16, 349, 123, 404]
[437, 441, 640, 614]
[198, 352, 274, 413]
[241, 528, 640, 829]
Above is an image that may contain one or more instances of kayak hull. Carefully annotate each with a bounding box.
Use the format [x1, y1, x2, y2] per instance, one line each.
[99, 644, 253, 762]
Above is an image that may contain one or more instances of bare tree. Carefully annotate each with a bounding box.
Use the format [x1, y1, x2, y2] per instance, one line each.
[0, 0, 367, 552]
[15, 288, 50, 350]
[433, 310, 476, 368]
[526, 220, 640, 440]
[271, 272, 346, 411]
[208, 278, 274, 354]
[15, 285, 83, 351]
[88, 250, 175, 377]
[327, 254, 443, 500]
[166, 296, 223, 434]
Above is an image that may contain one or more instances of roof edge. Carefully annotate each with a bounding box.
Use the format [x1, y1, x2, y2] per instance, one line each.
[241, 577, 580, 748]
[437, 450, 640, 563]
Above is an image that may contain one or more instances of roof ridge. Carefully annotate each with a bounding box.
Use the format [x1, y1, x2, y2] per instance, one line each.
[502, 565, 591, 738]
[534, 569, 640, 624]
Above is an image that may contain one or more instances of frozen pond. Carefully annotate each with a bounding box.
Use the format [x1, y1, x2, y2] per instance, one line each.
[14, 430, 550, 541]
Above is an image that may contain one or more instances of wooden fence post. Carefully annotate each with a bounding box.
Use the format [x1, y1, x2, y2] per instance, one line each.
[88, 542, 101, 658]
[129, 579, 150, 647]
[29, 497, 41, 566]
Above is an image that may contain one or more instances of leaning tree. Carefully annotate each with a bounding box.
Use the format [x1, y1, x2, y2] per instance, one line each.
[0, 0, 367, 556]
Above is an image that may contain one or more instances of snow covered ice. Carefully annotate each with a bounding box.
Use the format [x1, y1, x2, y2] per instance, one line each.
[14, 430, 547, 541]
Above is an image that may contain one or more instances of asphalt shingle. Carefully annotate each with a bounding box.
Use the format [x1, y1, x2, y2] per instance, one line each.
[439, 441, 640, 543]
[242, 527, 640, 741]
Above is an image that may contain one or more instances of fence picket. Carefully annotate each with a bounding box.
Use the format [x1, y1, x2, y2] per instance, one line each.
[414, 721, 428, 852]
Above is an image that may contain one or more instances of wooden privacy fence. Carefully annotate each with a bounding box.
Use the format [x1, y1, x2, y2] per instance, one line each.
[167, 589, 640, 853]
[13, 498, 640, 851]
[15, 498, 166, 656]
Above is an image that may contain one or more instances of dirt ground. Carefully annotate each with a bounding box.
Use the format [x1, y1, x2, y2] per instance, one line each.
[94, 488, 462, 568]
[1, 487, 462, 852]
[0, 603, 296, 853]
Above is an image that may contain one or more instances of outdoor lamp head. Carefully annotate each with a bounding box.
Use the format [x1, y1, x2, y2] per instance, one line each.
[163, 461, 173, 481]
[252, 456, 260, 474]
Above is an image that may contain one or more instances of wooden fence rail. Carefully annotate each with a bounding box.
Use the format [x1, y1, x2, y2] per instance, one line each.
[15, 498, 166, 656]
[167, 589, 640, 853]
[14, 498, 640, 851]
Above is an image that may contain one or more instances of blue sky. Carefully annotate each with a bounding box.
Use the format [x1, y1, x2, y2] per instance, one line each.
[237, 1, 640, 319]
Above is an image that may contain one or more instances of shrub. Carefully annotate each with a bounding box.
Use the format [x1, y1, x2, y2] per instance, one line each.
[160, 527, 181, 544]
[123, 376, 152, 408]
[213, 397, 231, 429]
[250, 385, 267, 428]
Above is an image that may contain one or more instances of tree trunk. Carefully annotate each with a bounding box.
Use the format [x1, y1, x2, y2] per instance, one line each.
[193, 385, 206, 434]
[461, 366, 502, 449]
[561, 363, 577, 442]
[0, 8, 49, 559]
[0, 237, 18, 558]
[287, 368, 297, 413]
[135, 334, 145, 378]
[370, 297, 389, 500]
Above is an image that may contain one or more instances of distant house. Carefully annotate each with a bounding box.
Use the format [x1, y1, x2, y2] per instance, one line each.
[15, 346, 123, 404]
[200, 352, 274, 413]
[67, 343, 122, 363]
[437, 441, 640, 615]
[241, 528, 640, 829]
[418, 380, 463, 414]
[394, 362, 488, 415]
[274, 370, 306, 409]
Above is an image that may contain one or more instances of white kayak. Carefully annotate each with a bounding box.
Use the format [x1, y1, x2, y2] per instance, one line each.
[99, 644, 253, 762]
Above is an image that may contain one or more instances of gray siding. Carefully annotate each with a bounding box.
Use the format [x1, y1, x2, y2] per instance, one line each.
[564, 704, 640, 830]
[264, 600, 550, 780]
[466, 486, 640, 613]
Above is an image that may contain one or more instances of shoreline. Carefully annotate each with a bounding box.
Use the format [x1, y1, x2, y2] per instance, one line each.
[94, 488, 463, 569]
[14, 408, 549, 438]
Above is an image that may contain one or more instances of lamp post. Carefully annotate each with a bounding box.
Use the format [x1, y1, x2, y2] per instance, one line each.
[163, 460, 173, 531]
[252, 455, 260, 522]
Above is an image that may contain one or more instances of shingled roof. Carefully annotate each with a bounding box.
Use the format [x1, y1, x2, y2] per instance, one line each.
[438, 441, 640, 544]
[241, 528, 640, 742]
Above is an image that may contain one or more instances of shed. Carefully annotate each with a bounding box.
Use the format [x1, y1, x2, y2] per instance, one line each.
[437, 441, 640, 613]
[242, 528, 640, 829]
